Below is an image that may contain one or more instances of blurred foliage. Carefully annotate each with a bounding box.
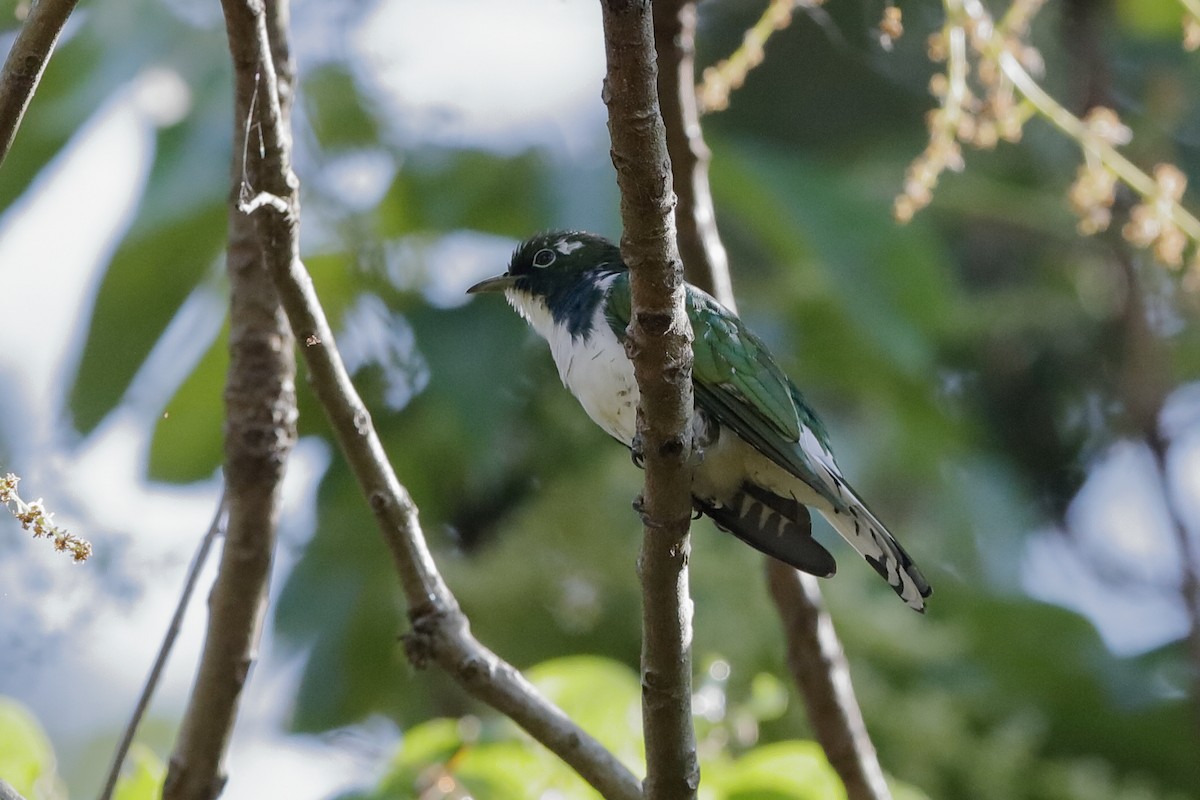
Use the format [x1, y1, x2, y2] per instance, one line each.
[2, 0, 1200, 798]
[111, 746, 166, 800]
[346, 654, 928, 800]
[0, 697, 163, 800]
[0, 697, 60, 800]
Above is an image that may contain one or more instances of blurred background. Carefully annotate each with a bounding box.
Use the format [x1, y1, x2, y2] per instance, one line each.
[1, 0, 1198, 798]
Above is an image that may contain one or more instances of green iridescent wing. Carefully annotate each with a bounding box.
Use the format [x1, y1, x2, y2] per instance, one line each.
[605, 275, 840, 508]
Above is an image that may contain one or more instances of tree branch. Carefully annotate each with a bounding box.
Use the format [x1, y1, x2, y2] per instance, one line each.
[163, 3, 299, 797]
[98, 494, 226, 800]
[1116, 248, 1200, 734]
[652, 0, 732, 306]
[600, 2, 698, 797]
[0, 0, 80, 169]
[213, 3, 642, 797]
[653, 6, 893, 799]
[766, 563, 893, 800]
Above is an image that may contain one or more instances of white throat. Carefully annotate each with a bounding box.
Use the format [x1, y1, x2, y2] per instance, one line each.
[504, 279, 638, 446]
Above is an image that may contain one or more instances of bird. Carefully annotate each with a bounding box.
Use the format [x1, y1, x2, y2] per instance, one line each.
[467, 231, 932, 612]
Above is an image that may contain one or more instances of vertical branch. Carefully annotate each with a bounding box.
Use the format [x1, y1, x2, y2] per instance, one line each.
[653, 5, 894, 799]
[766, 563, 893, 800]
[1060, 2, 1200, 732]
[0, 0, 80, 168]
[1151, 430, 1200, 736]
[652, 0, 732, 305]
[600, 1, 698, 797]
[163, 1, 299, 798]
[1117, 251, 1200, 733]
[206, 3, 643, 798]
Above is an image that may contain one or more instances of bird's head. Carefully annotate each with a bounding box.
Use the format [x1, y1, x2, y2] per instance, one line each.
[467, 231, 624, 302]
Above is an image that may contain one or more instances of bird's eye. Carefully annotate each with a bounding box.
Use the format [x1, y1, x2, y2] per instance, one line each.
[532, 248, 556, 268]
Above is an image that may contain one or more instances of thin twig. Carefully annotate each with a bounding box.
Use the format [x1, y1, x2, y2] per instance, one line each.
[601, 1, 699, 797]
[696, 0, 802, 114]
[992, 48, 1200, 242]
[97, 493, 227, 800]
[0, 0, 80, 168]
[218, 2, 643, 796]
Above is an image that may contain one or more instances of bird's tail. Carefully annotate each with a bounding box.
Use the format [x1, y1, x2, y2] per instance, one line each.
[698, 484, 838, 581]
[821, 486, 932, 613]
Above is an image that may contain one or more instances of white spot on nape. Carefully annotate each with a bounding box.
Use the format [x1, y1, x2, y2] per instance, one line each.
[555, 237, 584, 255]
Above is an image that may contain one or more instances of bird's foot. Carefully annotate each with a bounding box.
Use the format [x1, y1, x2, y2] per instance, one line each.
[632, 494, 654, 527]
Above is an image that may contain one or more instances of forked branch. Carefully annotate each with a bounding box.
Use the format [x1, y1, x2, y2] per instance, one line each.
[215, 2, 642, 797]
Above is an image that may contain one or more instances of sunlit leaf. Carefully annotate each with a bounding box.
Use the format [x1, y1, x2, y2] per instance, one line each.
[113, 745, 166, 800]
[526, 655, 644, 768]
[709, 740, 844, 800]
[0, 697, 56, 800]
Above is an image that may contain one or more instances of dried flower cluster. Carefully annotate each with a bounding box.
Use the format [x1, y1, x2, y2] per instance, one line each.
[696, 0, 822, 114]
[898, 0, 1200, 273]
[1066, 108, 1130, 235]
[1, 473, 92, 562]
[1183, 0, 1200, 51]
[895, 0, 1039, 222]
[1124, 164, 1191, 267]
[877, 5, 904, 51]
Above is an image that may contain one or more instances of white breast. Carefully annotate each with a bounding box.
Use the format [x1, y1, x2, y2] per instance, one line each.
[505, 280, 638, 447]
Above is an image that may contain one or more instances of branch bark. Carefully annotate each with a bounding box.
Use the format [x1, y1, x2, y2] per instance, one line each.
[1060, 6, 1200, 733]
[653, 6, 894, 799]
[0, 0, 80, 169]
[652, 0, 731, 305]
[600, 2, 698, 797]
[212, 2, 643, 798]
[766, 563, 894, 800]
[1116, 249, 1200, 734]
[163, 3, 299, 797]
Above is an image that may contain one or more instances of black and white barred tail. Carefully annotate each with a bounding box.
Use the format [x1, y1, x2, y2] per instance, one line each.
[698, 482, 932, 613]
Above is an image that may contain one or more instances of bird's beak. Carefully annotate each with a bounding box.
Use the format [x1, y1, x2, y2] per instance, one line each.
[466, 273, 518, 295]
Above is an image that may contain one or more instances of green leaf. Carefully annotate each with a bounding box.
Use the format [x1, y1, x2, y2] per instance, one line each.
[70, 202, 226, 434]
[304, 65, 381, 149]
[710, 740, 845, 800]
[148, 317, 227, 482]
[376, 718, 463, 797]
[373, 151, 555, 238]
[0, 697, 56, 800]
[745, 672, 789, 722]
[1115, 0, 1187, 38]
[113, 745, 166, 800]
[526, 655, 644, 770]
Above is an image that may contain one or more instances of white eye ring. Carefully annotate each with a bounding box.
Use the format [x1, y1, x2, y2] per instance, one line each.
[532, 248, 556, 268]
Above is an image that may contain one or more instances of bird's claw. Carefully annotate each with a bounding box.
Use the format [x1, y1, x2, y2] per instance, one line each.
[632, 494, 655, 527]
